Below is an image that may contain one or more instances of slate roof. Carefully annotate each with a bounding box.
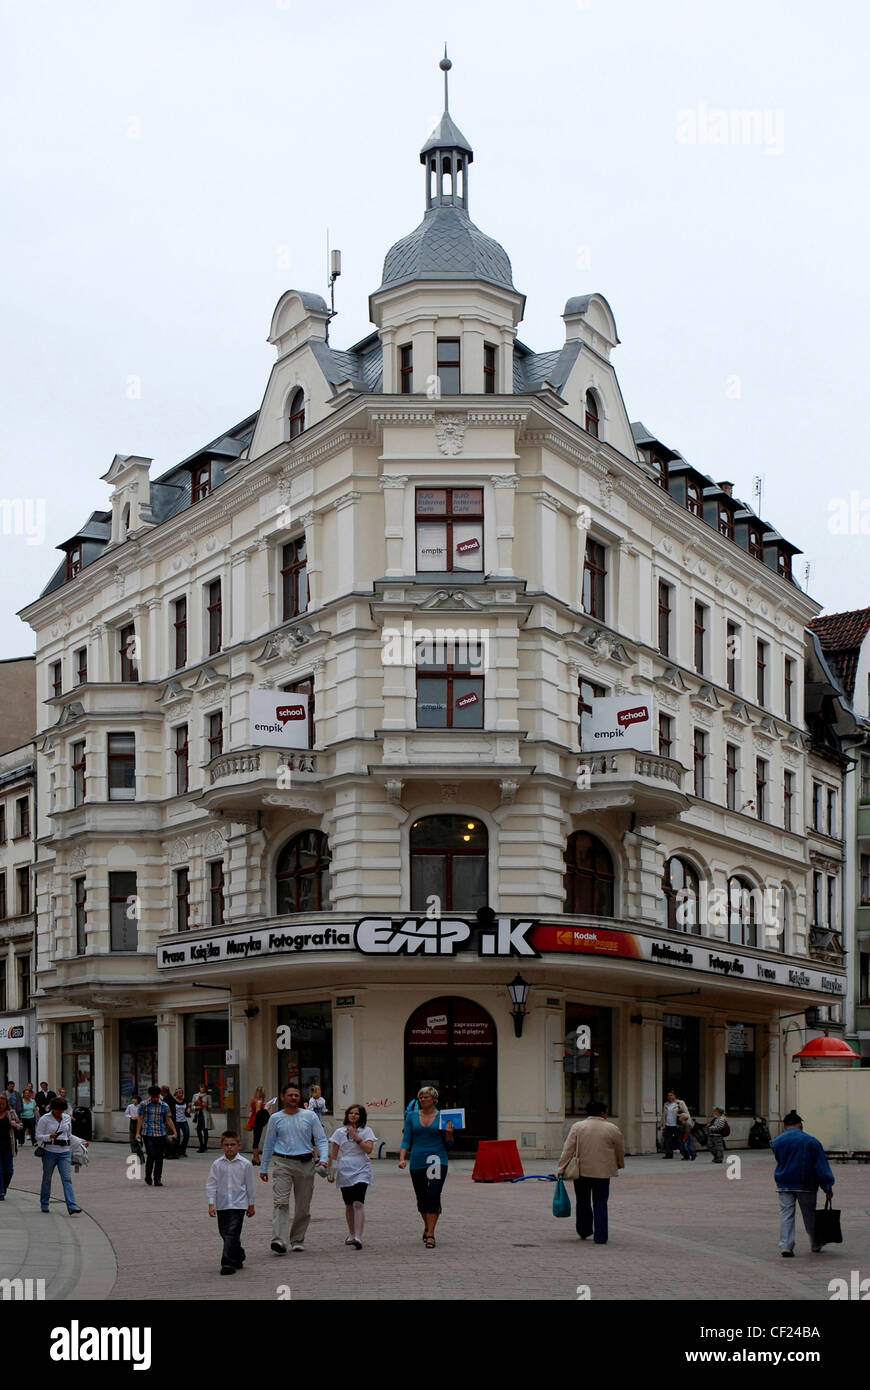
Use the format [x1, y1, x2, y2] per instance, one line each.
[420, 112, 473, 158]
[378, 206, 515, 294]
[513, 342, 581, 393]
[808, 608, 870, 701]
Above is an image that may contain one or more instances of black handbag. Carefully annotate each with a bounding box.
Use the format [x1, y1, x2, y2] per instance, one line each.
[814, 1192, 843, 1247]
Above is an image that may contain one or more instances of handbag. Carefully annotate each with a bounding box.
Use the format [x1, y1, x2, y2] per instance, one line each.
[552, 1177, 572, 1218]
[813, 1192, 843, 1247]
[33, 1144, 45, 1157]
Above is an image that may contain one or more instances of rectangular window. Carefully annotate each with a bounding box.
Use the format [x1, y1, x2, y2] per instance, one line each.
[208, 711, 224, 761]
[192, 462, 212, 503]
[399, 344, 413, 394]
[0, 805, 4, 842]
[658, 712, 673, 760]
[827, 787, 838, 838]
[483, 343, 497, 394]
[107, 733, 136, 801]
[281, 538, 308, 620]
[861, 754, 870, 801]
[784, 769, 795, 831]
[209, 861, 225, 927]
[827, 876, 838, 930]
[175, 867, 190, 932]
[207, 579, 222, 655]
[755, 757, 768, 821]
[0, 873, 5, 919]
[16, 796, 29, 838]
[860, 953, 870, 1004]
[726, 743, 739, 810]
[726, 621, 740, 693]
[283, 678, 315, 750]
[415, 487, 483, 573]
[75, 647, 88, 685]
[74, 877, 87, 954]
[582, 539, 607, 620]
[784, 656, 795, 721]
[17, 866, 30, 916]
[812, 782, 822, 831]
[693, 729, 707, 798]
[66, 545, 82, 581]
[50, 661, 62, 698]
[693, 602, 707, 674]
[579, 679, 607, 748]
[119, 623, 138, 683]
[657, 581, 672, 656]
[436, 338, 460, 395]
[416, 637, 485, 729]
[109, 871, 138, 951]
[173, 597, 188, 670]
[861, 853, 870, 905]
[725, 1023, 756, 1114]
[72, 741, 86, 807]
[18, 955, 30, 1009]
[175, 725, 189, 796]
[813, 870, 823, 925]
[564, 1004, 612, 1116]
[756, 639, 767, 707]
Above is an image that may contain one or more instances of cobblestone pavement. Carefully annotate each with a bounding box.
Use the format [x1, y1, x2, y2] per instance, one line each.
[2, 1145, 868, 1301]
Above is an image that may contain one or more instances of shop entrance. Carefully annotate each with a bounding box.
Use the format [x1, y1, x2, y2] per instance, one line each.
[662, 1013, 701, 1114]
[404, 997, 497, 1152]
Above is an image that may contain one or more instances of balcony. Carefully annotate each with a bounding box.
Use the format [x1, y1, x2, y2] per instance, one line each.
[570, 749, 689, 819]
[808, 927, 846, 967]
[197, 746, 327, 815]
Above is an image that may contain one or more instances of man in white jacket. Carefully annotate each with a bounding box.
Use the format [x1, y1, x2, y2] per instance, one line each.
[660, 1091, 690, 1159]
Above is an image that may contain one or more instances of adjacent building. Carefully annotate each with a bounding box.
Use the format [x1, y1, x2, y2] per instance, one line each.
[19, 65, 850, 1152]
[0, 657, 37, 1085]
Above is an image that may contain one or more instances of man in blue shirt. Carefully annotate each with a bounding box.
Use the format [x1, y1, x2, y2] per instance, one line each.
[771, 1110, 834, 1257]
[259, 1084, 328, 1253]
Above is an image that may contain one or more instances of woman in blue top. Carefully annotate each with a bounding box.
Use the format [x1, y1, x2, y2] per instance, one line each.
[398, 1086, 454, 1248]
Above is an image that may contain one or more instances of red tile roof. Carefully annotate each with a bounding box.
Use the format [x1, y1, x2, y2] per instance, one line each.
[808, 608, 870, 701]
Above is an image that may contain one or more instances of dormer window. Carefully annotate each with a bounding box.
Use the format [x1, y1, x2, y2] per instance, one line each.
[777, 550, 792, 580]
[748, 525, 763, 560]
[121, 503, 131, 536]
[436, 340, 460, 395]
[655, 455, 668, 489]
[585, 392, 599, 438]
[192, 463, 212, 503]
[66, 545, 82, 580]
[288, 388, 305, 439]
[399, 345, 413, 394]
[484, 344, 497, 394]
[717, 504, 734, 540]
[686, 482, 703, 517]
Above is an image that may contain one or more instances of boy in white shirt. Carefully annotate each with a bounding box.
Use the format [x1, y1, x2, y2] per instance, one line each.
[124, 1095, 142, 1156]
[206, 1130, 255, 1275]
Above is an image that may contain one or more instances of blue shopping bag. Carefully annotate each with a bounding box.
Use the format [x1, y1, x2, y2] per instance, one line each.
[552, 1177, 571, 1218]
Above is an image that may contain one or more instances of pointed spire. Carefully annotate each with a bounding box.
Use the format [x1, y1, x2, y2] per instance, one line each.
[441, 44, 451, 110]
[420, 49, 473, 162]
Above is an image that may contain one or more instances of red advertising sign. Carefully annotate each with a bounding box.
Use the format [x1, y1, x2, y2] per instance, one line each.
[616, 705, 649, 727]
[275, 705, 306, 724]
[530, 924, 644, 959]
[456, 692, 479, 708]
[456, 537, 480, 553]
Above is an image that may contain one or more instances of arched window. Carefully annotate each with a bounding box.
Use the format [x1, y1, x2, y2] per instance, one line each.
[662, 856, 700, 934]
[276, 830, 331, 914]
[761, 884, 788, 952]
[728, 875, 757, 947]
[410, 815, 487, 913]
[564, 832, 614, 917]
[287, 388, 305, 441]
[585, 391, 599, 438]
[121, 503, 131, 538]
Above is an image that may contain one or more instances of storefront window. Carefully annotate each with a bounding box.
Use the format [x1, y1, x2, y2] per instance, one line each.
[61, 1021, 94, 1108]
[725, 1022, 756, 1113]
[410, 816, 488, 913]
[564, 1004, 612, 1116]
[662, 1014, 700, 1114]
[118, 1017, 158, 1105]
[184, 1011, 230, 1111]
[275, 1002, 333, 1111]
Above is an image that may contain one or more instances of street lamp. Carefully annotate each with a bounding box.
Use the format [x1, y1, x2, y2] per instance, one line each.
[507, 973, 530, 1038]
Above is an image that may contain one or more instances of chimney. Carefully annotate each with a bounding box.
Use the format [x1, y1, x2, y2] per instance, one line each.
[718, 481, 734, 496]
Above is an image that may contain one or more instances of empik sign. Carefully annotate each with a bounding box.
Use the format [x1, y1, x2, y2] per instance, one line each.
[250, 690, 310, 749]
[585, 696, 654, 752]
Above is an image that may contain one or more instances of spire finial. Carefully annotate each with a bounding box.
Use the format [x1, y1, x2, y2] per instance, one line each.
[440, 44, 452, 111]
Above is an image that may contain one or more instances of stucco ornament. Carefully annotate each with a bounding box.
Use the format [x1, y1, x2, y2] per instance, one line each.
[435, 414, 467, 456]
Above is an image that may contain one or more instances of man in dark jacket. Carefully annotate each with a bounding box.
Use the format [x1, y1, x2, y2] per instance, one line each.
[771, 1111, 834, 1257]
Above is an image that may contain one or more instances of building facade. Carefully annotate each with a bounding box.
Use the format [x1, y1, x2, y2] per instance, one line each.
[0, 740, 37, 1088]
[21, 70, 849, 1152]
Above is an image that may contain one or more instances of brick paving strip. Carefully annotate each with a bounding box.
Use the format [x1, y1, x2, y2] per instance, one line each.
[2, 1146, 868, 1301]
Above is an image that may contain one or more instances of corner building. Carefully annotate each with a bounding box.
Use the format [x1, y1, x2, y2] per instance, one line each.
[21, 70, 847, 1153]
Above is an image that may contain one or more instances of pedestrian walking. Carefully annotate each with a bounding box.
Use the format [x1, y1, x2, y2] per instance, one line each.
[398, 1086, 454, 1249]
[35, 1097, 82, 1214]
[660, 1090, 690, 1159]
[0, 1092, 22, 1199]
[249, 1087, 270, 1165]
[191, 1084, 212, 1152]
[557, 1100, 625, 1244]
[35, 1082, 56, 1116]
[135, 1085, 178, 1187]
[173, 1090, 191, 1157]
[706, 1108, 728, 1163]
[259, 1084, 329, 1254]
[206, 1130, 256, 1275]
[5, 1081, 22, 1120]
[771, 1110, 835, 1257]
[19, 1085, 38, 1146]
[327, 1104, 378, 1249]
[125, 1095, 143, 1155]
[307, 1084, 330, 1135]
[679, 1109, 697, 1161]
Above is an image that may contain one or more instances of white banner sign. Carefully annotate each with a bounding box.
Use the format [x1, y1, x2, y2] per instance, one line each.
[585, 696, 654, 752]
[0, 1018, 27, 1048]
[250, 690, 310, 749]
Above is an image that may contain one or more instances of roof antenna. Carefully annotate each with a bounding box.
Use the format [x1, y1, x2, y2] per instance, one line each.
[803, 559, 813, 591]
[325, 228, 341, 344]
[752, 474, 763, 512]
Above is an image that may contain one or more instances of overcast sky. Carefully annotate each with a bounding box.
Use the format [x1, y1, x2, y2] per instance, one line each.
[2, 0, 868, 657]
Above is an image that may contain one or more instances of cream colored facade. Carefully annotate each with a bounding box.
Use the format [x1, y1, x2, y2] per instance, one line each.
[20, 84, 847, 1155]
